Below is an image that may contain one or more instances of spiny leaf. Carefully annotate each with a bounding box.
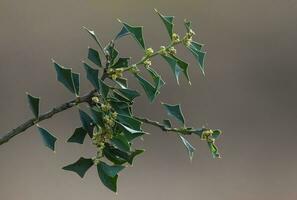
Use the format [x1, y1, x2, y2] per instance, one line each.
[134, 73, 157, 102]
[116, 122, 144, 135]
[146, 66, 165, 92]
[83, 26, 104, 53]
[99, 79, 110, 98]
[97, 161, 124, 192]
[90, 108, 105, 127]
[105, 145, 144, 165]
[62, 157, 93, 178]
[119, 20, 145, 49]
[179, 135, 195, 161]
[105, 43, 119, 65]
[117, 88, 140, 102]
[88, 47, 102, 67]
[26, 93, 39, 118]
[79, 109, 94, 137]
[189, 41, 203, 52]
[103, 145, 127, 165]
[83, 62, 100, 91]
[72, 72, 80, 95]
[161, 55, 182, 84]
[155, 9, 174, 40]
[114, 26, 130, 41]
[162, 103, 185, 125]
[171, 55, 191, 84]
[112, 57, 130, 69]
[109, 99, 132, 116]
[53, 60, 78, 95]
[212, 129, 222, 139]
[114, 77, 128, 89]
[37, 126, 57, 151]
[187, 42, 206, 75]
[110, 134, 131, 153]
[116, 114, 142, 130]
[67, 127, 87, 144]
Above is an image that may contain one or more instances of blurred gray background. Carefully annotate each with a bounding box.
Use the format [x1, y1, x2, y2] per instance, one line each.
[1, 0, 297, 199]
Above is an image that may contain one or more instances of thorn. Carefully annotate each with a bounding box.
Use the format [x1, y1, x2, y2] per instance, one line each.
[154, 8, 158, 13]
[117, 18, 122, 23]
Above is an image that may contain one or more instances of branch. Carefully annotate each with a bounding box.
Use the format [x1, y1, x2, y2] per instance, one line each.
[0, 89, 97, 146]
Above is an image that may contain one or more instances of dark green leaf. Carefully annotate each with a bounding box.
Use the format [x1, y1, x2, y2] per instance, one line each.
[134, 74, 157, 102]
[189, 41, 203, 52]
[171, 55, 191, 84]
[83, 26, 104, 53]
[187, 43, 206, 75]
[155, 9, 174, 40]
[53, 60, 78, 95]
[105, 44, 119, 65]
[79, 109, 94, 137]
[26, 93, 39, 118]
[116, 122, 144, 135]
[117, 88, 140, 101]
[145, 67, 165, 97]
[99, 79, 110, 98]
[179, 135, 195, 161]
[67, 127, 87, 144]
[90, 107, 105, 127]
[110, 134, 131, 153]
[37, 126, 57, 151]
[161, 55, 182, 84]
[88, 47, 102, 67]
[163, 119, 172, 128]
[83, 62, 100, 91]
[97, 161, 124, 192]
[114, 77, 128, 89]
[191, 128, 203, 137]
[119, 20, 145, 49]
[62, 157, 93, 178]
[112, 57, 130, 69]
[105, 145, 144, 165]
[117, 114, 142, 131]
[103, 145, 127, 165]
[72, 72, 80, 95]
[109, 99, 131, 116]
[113, 91, 131, 103]
[162, 103, 185, 125]
[114, 26, 130, 41]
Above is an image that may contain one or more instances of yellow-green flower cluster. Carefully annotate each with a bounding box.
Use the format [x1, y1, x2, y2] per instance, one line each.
[143, 59, 152, 67]
[167, 47, 177, 55]
[107, 68, 124, 80]
[172, 33, 180, 44]
[145, 48, 154, 57]
[183, 29, 195, 47]
[201, 129, 216, 143]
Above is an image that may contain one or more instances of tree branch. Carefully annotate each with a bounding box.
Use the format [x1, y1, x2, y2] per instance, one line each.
[0, 89, 97, 146]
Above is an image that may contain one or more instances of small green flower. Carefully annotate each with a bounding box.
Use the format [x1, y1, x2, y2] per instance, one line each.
[143, 59, 152, 67]
[168, 47, 177, 55]
[145, 48, 154, 56]
[91, 96, 100, 104]
[172, 33, 180, 43]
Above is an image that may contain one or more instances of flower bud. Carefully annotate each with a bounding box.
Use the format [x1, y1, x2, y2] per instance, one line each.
[92, 96, 100, 104]
[172, 33, 180, 43]
[145, 48, 154, 56]
[143, 59, 152, 67]
[168, 47, 177, 55]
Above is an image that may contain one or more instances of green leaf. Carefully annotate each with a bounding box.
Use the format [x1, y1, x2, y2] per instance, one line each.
[88, 47, 102, 67]
[191, 128, 203, 137]
[90, 108, 105, 127]
[83, 62, 100, 91]
[114, 26, 130, 41]
[105, 145, 144, 165]
[105, 43, 119, 65]
[79, 109, 94, 137]
[163, 119, 172, 128]
[116, 114, 142, 131]
[161, 55, 182, 84]
[83, 26, 104, 53]
[117, 88, 140, 102]
[116, 122, 144, 135]
[112, 57, 130, 69]
[184, 19, 192, 32]
[189, 41, 203, 52]
[119, 20, 145, 49]
[207, 141, 220, 158]
[53, 60, 78, 95]
[134, 74, 157, 102]
[187, 43, 206, 75]
[109, 99, 132, 116]
[37, 126, 57, 151]
[171, 55, 191, 84]
[162, 103, 185, 125]
[97, 161, 124, 192]
[62, 157, 93, 178]
[103, 145, 127, 165]
[111, 134, 131, 153]
[179, 135, 195, 161]
[146, 66, 165, 92]
[72, 72, 80, 95]
[26, 93, 39, 118]
[114, 77, 128, 89]
[155, 9, 174, 40]
[99, 79, 110, 98]
[67, 127, 87, 144]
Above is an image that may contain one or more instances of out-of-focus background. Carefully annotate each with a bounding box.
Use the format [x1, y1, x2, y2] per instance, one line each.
[1, 0, 297, 199]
